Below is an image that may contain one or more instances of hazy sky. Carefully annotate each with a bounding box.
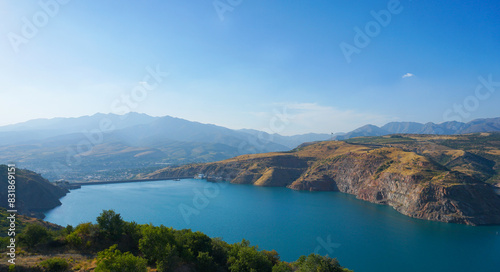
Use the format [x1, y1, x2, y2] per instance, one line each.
[1, 0, 499, 135]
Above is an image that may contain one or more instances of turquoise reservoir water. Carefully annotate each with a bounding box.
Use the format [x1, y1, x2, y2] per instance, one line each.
[45, 179, 500, 272]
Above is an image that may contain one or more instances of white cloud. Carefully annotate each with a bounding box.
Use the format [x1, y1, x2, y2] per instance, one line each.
[402, 73, 415, 78]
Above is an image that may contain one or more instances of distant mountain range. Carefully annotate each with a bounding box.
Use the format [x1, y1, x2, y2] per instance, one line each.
[0, 113, 329, 149]
[333, 117, 500, 140]
[0, 113, 331, 181]
[0, 113, 499, 182]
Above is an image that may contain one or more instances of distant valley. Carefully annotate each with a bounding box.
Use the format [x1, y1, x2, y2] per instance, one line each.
[0, 114, 499, 182]
[0, 113, 329, 182]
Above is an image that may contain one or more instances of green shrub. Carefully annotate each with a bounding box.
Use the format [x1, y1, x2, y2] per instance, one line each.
[196, 251, 217, 272]
[95, 244, 147, 272]
[39, 257, 69, 272]
[64, 225, 74, 235]
[19, 223, 51, 249]
[139, 225, 177, 264]
[0, 237, 10, 251]
[293, 253, 348, 272]
[263, 249, 281, 266]
[211, 237, 230, 268]
[71, 222, 99, 249]
[66, 232, 82, 248]
[155, 243, 179, 272]
[272, 262, 293, 272]
[227, 240, 273, 272]
[175, 229, 212, 262]
[121, 221, 142, 253]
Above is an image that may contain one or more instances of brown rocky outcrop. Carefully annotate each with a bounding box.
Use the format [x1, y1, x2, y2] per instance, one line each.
[146, 137, 500, 225]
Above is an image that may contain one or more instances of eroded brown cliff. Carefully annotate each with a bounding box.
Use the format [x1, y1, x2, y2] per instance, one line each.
[145, 134, 500, 225]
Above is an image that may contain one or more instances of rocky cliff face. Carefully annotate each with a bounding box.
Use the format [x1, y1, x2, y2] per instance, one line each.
[146, 135, 500, 226]
[0, 165, 68, 219]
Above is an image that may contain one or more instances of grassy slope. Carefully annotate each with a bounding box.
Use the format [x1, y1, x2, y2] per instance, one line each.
[148, 133, 500, 191]
[0, 208, 62, 237]
[344, 133, 500, 185]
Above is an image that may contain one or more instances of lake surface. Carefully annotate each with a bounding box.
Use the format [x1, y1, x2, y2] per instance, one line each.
[45, 179, 500, 272]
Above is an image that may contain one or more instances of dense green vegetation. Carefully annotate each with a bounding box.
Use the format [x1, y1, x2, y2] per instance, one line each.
[1, 210, 352, 272]
[0, 208, 62, 250]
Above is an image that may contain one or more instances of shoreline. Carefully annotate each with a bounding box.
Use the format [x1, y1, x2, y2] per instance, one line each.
[60, 176, 193, 189]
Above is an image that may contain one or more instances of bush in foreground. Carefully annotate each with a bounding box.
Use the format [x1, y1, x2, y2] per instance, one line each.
[95, 244, 147, 272]
[19, 223, 51, 249]
[13, 210, 352, 272]
[294, 253, 353, 272]
[39, 257, 69, 272]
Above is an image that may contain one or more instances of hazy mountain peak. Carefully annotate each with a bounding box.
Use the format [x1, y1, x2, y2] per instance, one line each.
[334, 117, 500, 140]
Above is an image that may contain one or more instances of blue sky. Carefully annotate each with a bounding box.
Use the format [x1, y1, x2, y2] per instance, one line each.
[1, 0, 499, 135]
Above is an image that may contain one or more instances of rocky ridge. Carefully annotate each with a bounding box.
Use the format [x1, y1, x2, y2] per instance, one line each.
[0, 165, 68, 219]
[145, 134, 500, 225]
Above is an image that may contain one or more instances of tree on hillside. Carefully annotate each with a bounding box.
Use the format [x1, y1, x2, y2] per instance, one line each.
[227, 239, 273, 272]
[175, 229, 212, 262]
[293, 253, 351, 272]
[272, 262, 293, 272]
[19, 223, 51, 249]
[139, 224, 178, 264]
[97, 210, 125, 241]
